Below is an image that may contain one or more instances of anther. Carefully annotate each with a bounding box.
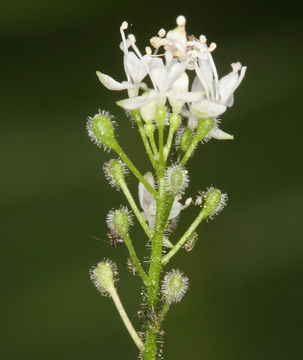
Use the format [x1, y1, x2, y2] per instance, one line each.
[208, 42, 217, 52]
[121, 21, 128, 31]
[158, 28, 166, 38]
[176, 15, 186, 27]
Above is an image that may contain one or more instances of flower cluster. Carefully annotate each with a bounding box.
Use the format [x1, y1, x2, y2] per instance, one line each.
[97, 15, 246, 139]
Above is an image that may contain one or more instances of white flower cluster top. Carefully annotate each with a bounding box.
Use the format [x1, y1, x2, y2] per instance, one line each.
[97, 15, 246, 139]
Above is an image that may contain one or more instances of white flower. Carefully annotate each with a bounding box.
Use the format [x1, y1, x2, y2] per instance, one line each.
[191, 49, 247, 118]
[117, 57, 202, 114]
[138, 172, 190, 231]
[97, 22, 150, 98]
[181, 106, 234, 140]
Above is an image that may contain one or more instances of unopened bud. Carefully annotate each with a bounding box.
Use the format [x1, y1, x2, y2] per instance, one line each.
[144, 123, 155, 138]
[169, 113, 181, 130]
[184, 232, 198, 252]
[161, 269, 189, 303]
[90, 259, 118, 296]
[166, 165, 189, 194]
[140, 95, 156, 123]
[155, 106, 166, 127]
[179, 128, 194, 151]
[104, 159, 126, 189]
[107, 206, 133, 239]
[87, 112, 118, 150]
[195, 117, 215, 142]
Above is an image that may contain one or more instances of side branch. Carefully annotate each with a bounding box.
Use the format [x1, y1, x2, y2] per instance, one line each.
[162, 207, 208, 265]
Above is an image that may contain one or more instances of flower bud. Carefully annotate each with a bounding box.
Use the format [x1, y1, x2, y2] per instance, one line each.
[90, 259, 118, 296]
[107, 206, 133, 239]
[161, 269, 189, 303]
[87, 112, 118, 150]
[103, 159, 126, 189]
[140, 96, 156, 123]
[169, 113, 181, 130]
[201, 187, 228, 218]
[144, 123, 155, 138]
[195, 117, 215, 142]
[179, 128, 194, 152]
[166, 165, 189, 194]
[184, 232, 198, 252]
[155, 106, 166, 127]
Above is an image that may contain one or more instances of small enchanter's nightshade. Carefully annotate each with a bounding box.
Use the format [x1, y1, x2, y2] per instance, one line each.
[87, 14, 246, 359]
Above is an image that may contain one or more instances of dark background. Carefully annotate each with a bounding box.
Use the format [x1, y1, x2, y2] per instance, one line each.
[1, 1, 302, 359]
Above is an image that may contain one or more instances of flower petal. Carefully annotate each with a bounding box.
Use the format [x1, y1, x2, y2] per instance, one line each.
[211, 128, 234, 140]
[191, 99, 226, 118]
[219, 65, 247, 104]
[96, 71, 129, 91]
[117, 92, 157, 110]
[166, 62, 187, 92]
[138, 172, 155, 212]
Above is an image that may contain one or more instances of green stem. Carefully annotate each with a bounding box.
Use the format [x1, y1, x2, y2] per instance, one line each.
[180, 137, 199, 167]
[124, 234, 150, 286]
[110, 286, 145, 352]
[163, 126, 176, 161]
[157, 302, 170, 327]
[119, 180, 152, 239]
[149, 133, 159, 161]
[162, 207, 208, 265]
[144, 109, 167, 360]
[114, 144, 157, 198]
[131, 110, 158, 170]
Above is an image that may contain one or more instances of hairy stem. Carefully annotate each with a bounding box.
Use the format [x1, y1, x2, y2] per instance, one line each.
[144, 110, 167, 360]
[131, 110, 158, 170]
[119, 180, 152, 239]
[124, 234, 150, 286]
[115, 144, 157, 198]
[110, 286, 145, 352]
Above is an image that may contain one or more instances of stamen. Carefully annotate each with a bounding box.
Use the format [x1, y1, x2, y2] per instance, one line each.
[120, 21, 129, 54]
[206, 50, 219, 100]
[176, 15, 186, 27]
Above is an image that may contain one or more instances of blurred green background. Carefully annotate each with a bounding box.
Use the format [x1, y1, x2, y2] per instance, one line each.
[1, 0, 302, 359]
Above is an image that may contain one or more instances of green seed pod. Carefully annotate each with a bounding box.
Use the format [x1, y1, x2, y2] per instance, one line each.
[107, 206, 133, 239]
[90, 259, 118, 296]
[161, 269, 189, 303]
[203, 187, 227, 218]
[104, 159, 126, 189]
[184, 232, 198, 252]
[87, 112, 118, 150]
[166, 165, 189, 194]
[195, 117, 215, 142]
[179, 128, 194, 152]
